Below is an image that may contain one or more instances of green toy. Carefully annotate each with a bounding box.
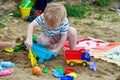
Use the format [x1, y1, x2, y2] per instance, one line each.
[32, 35, 38, 43]
[55, 66, 64, 74]
[14, 46, 21, 52]
[20, 0, 34, 8]
[42, 68, 49, 74]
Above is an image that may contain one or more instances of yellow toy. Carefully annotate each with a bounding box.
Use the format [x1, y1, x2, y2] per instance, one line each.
[28, 50, 37, 67]
[66, 72, 77, 79]
[4, 38, 23, 52]
[4, 47, 14, 52]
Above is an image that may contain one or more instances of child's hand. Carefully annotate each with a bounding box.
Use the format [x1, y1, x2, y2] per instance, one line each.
[25, 40, 33, 50]
[49, 48, 57, 53]
[48, 43, 59, 53]
[9, 42, 16, 48]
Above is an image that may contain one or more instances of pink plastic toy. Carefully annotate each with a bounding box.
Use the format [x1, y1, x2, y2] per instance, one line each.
[0, 68, 13, 76]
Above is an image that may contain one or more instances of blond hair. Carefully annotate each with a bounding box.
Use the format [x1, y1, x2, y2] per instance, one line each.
[44, 2, 67, 28]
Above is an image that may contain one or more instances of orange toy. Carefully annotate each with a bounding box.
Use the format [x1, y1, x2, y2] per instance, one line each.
[32, 66, 41, 75]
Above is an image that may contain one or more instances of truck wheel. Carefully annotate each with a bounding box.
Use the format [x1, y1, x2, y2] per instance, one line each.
[69, 61, 75, 67]
[81, 61, 87, 67]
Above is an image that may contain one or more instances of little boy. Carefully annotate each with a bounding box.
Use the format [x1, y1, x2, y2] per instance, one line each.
[25, 2, 77, 52]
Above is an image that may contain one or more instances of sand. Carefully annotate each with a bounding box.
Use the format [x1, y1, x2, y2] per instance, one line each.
[0, 1, 120, 80]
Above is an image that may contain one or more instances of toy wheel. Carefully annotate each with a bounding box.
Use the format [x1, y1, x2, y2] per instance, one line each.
[81, 61, 87, 67]
[69, 61, 75, 67]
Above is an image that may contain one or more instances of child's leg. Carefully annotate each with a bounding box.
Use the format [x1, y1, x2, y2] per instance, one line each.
[37, 33, 49, 45]
[37, 33, 54, 48]
[67, 27, 77, 50]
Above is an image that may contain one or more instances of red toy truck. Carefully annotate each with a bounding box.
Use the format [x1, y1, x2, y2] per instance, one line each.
[65, 48, 91, 67]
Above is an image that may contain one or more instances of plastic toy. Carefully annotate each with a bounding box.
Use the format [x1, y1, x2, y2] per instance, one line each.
[14, 46, 21, 52]
[4, 47, 14, 52]
[42, 68, 49, 74]
[14, 35, 38, 52]
[0, 61, 14, 68]
[32, 35, 38, 43]
[20, 0, 33, 8]
[0, 61, 14, 76]
[31, 43, 57, 63]
[32, 66, 41, 75]
[60, 76, 74, 80]
[4, 38, 26, 52]
[64, 68, 75, 75]
[35, 10, 42, 16]
[66, 72, 77, 79]
[65, 48, 91, 67]
[28, 50, 37, 67]
[89, 61, 96, 71]
[55, 66, 64, 74]
[14, 38, 27, 51]
[53, 70, 63, 78]
[0, 66, 3, 72]
[14, 37, 23, 46]
[0, 69, 13, 76]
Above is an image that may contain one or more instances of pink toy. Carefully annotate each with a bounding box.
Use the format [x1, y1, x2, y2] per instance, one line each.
[0, 69, 13, 76]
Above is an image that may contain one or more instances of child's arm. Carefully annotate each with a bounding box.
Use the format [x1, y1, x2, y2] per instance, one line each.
[0, 42, 16, 49]
[25, 21, 37, 50]
[25, 14, 44, 50]
[50, 34, 67, 52]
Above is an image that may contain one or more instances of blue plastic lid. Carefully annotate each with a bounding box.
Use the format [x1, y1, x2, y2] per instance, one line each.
[61, 76, 74, 80]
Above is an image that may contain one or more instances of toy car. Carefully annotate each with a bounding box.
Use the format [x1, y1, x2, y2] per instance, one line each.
[65, 48, 91, 67]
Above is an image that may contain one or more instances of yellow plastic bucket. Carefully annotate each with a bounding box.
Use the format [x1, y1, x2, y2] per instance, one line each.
[19, 6, 32, 19]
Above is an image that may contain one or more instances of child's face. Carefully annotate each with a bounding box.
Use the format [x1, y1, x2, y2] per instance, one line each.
[45, 22, 55, 29]
[45, 19, 61, 30]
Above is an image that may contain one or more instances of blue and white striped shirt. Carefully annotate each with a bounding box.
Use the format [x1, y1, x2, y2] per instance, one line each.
[34, 13, 69, 38]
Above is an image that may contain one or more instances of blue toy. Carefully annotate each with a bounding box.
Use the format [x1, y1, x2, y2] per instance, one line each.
[53, 70, 64, 78]
[0, 61, 14, 68]
[31, 43, 57, 63]
[61, 76, 74, 80]
[0, 66, 3, 72]
[89, 61, 96, 71]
